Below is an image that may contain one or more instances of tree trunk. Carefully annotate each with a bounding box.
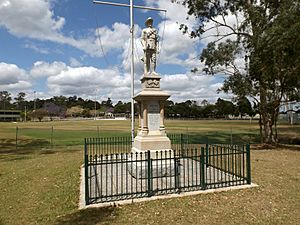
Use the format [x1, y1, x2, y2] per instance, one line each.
[259, 113, 263, 143]
[260, 86, 276, 144]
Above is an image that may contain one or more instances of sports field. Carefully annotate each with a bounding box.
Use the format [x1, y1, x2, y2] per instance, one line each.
[0, 119, 299, 224]
[0, 119, 299, 151]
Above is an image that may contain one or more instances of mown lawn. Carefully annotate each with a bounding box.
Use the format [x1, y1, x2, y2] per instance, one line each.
[0, 119, 299, 224]
[0, 119, 298, 150]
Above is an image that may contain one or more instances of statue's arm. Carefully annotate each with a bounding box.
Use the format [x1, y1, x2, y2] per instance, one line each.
[140, 30, 146, 50]
[156, 31, 160, 54]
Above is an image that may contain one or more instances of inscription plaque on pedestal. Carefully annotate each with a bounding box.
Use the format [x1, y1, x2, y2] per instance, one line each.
[148, 101, 160, 131]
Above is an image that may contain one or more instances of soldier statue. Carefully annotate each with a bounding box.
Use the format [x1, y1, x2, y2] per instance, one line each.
[141, 17, 159, 75]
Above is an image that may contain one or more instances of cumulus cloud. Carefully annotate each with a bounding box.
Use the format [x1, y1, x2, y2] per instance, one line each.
[161, 73, 231, 103]
[0, 62, 32, 92]
[69, 57, 82, 67]
[45, 63, 228, 102]
[95, 23, 131, 53]
[30, 61, 68, 78]
[158, 20, 198, 65]
[0, 0, 64, 39]
[46, 66, 131, 100]
[0, 59, 230, 103]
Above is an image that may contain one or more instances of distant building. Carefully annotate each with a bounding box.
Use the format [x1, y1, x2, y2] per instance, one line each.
[279, 101, 300, 125]
[105, 107, 114, 118]
[0, 110, 21, 122]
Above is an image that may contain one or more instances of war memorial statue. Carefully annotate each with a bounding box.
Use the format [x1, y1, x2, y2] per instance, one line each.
[140, 17, 159, 75]
[130, 17, 173, 178]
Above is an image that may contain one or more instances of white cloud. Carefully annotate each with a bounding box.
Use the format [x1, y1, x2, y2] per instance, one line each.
[95, 23, 131, 53]
[161, 73, 231, 103]
[45, 65, 229, 103]
[69, 57, 82, 67]
[0, 62, 32, 92]
[30, 61, 67, 78]
[46, 66, 131, 100]
[23, 42, 50, 54]
[158, 20, 198, 65]
[145, 0, 192, 25]
[0, 0, 64, 39]
[0, 59, 230, 103]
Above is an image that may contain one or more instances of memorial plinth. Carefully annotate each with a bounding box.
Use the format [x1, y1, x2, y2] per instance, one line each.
[129, 72, 174, 178]
[132, 73, 171, 155]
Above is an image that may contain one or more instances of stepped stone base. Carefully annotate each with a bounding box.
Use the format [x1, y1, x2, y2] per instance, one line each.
[132, 134, 171, 157]
[130, 132, 174, 179]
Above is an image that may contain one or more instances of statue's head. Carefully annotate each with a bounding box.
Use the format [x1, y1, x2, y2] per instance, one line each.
[145, 17, 153, 27]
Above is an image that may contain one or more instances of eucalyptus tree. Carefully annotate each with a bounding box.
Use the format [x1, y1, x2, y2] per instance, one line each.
[14, 92, 26, 109]
[180, 0, 300, 144]
[0, 91, 12, 109]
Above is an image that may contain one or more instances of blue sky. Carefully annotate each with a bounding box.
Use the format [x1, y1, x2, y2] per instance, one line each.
[0, 0, 230, 104]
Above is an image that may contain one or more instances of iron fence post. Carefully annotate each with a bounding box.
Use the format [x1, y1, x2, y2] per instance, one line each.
[174, 154, 180, 193]
[200, 147, 206, 190]
[180, 134, 183, 151]
[147, 151, 153, 197]
[205, 143, 209, 167]
[84, 138, 90, 205]
[246, 144, 251, 184]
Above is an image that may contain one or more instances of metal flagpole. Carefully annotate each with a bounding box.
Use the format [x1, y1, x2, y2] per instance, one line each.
[93, 0, 166, 143]
[93, 1, 167, 12]
[130, 0, 135, 142]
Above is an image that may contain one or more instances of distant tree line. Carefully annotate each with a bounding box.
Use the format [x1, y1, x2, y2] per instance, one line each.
[0, 90, 256, 121]
[165, 97, 255, 119]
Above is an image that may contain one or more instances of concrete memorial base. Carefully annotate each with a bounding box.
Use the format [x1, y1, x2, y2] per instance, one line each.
[127, 150, 176, 179]
[132, 134, 171, 156]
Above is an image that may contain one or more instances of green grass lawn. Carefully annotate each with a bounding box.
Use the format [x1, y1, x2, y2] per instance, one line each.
[1, 119, 298, 151]
[0, 119, 299, 224]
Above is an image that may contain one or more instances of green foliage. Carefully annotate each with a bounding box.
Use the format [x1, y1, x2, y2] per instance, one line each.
[14, 92, 26, 109]
[114, 101, 131, 114]
[201, 40, 241, 75]
[215, 98, 235, 118]
[236, 97, 254, 117]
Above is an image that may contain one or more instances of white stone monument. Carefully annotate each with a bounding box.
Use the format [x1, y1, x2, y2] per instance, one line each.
[129, 17, 174, 178]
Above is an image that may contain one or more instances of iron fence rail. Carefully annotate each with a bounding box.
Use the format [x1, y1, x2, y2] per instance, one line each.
[84, 134, 191, 155]
[84, 135, 251, 205]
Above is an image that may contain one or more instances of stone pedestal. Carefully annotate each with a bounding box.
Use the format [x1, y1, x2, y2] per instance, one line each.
[130, 72, 174, 178]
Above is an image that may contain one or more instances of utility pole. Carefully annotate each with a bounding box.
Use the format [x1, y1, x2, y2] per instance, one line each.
[24, 105, 27, 122]
[93, 1, 166, 143]
[94, 90, 97, 120]
[33, 91, 36, 122]
[33, 91, 36, 111]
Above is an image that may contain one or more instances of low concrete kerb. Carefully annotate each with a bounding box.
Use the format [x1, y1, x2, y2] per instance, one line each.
[78, 165, 258, 210]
